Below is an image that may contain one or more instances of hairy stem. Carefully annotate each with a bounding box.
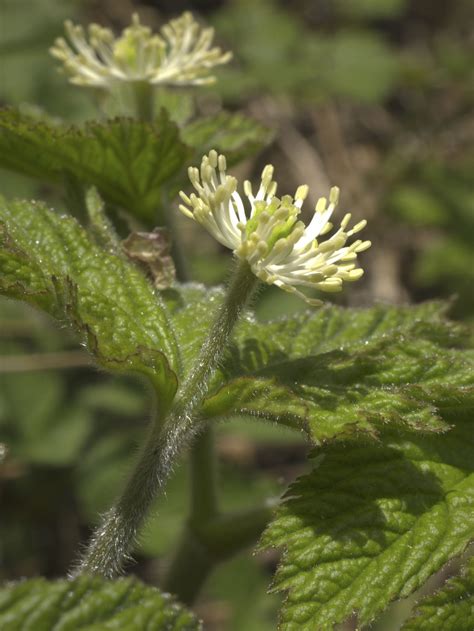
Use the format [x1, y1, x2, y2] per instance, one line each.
[133, 81, 155, 122]
[72, 408, 196, 578]
[74, 260, 258, 577]
[164, 506, 274, 604]
[190, 424, 218, 523]
[178, 261, 258, 407]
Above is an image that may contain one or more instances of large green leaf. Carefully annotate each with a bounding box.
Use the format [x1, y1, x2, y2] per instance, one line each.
[0, 108, 190, 224]
[0, 198, 179, 404]
[0, 576, 200, 630]
[189, 284, 473, 441]
[181, 111, 272, 164]
[402, 558, 474, 630]
[205, 335, 472, 440]
[259, 418, 474, 630]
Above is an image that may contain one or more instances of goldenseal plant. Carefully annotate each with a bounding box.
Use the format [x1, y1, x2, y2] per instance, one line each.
[179, 150, 371, 305]
[1, 8, 473, 631]
[71, 153, 371, 581]
[50, 12, 231, 89]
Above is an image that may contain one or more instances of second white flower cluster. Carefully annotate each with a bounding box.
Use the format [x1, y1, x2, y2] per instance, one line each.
[50, 12, 231, 89]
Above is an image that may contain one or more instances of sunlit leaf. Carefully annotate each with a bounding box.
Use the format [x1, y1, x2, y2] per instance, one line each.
[260, 419, 474, 630]
[0, 197, 179, 405]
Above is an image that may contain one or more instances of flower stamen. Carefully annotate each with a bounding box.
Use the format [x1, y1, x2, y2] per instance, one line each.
[50, 12, 232, 89]
[179, 152, 371, 305]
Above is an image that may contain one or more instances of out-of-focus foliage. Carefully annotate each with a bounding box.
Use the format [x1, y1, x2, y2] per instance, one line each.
[0, 576, 201, 630]
[0, 0, 91, 116]
[213, 0, 400, 103]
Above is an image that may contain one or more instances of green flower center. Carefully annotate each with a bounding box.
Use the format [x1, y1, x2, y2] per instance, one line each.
[245, 197, 300, 252]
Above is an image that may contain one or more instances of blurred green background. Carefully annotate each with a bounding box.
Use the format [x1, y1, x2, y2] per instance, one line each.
[1, 1, 473, 629]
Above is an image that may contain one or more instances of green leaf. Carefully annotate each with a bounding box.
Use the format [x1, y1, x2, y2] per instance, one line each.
[200, 292, 472, 441]
[85, 187, 122, 255]
[402, 558, 474, 630]
[259, 417, 474, 630]
[0, 575, 200, 630]
[0, 197, 179, 405]
[0, 108, 190, 225]
[181, 111, 272, 164]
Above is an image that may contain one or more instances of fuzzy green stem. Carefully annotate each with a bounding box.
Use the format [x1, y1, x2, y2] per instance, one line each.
[164, 505, 273, 605]
[73, 260, 258, 577]
[71, 409, 195, 577]
[161, 191, 190, 282]
[177, 261, 257, 408]
[190, 425, 218, 523]
[163, 532, 213, 605]
[133, 80, 155, 122]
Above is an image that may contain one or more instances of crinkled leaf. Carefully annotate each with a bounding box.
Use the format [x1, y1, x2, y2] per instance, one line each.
[260, 418, 474, 630]
[165, 285, 471, 441]
[402, 558, 474, 631]
[170, 285, 460, 369]
[0, 576, 200, 630]
[0, 197, 179, 404]
[194, 284, 472, 441]
[0, 108, 190, 224]
[207, 335, 472, 441]
[181, 111, 272, 164]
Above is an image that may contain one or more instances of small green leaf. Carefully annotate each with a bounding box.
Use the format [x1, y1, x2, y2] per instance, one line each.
[0, 198, 179, 405]
[85, 187, 122, 255]
[182, 111, 272, 164]
[0, 108, 190, 225]
[402, 558, 474, 630]
[259, 418, 474, 630]
[0, 575, 200, 630]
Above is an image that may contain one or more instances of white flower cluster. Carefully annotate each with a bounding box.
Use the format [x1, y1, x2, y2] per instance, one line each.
[179, 151, 371, 305]
[50, 12, 231, 89]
